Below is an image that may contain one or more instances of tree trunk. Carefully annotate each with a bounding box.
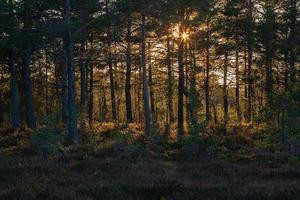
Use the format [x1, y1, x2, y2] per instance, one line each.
[178, 25, 185, 136]
[108, 41, 117, 121]
[185, 43, 190, 124]
[205, 19, 211, 123]
[166, 38, 174, 124]
[125, 14, 133, 123]
[10, 51, 21, 130]
[65, 0, 78, 143]
[99, 84, 107, 123]
[22, 48, 36, 129]
[189, 46, 198, 128]
[265, 43, 273, 107]
[141, 13, 151, 135]
[289, 0, 297, 82]
[148, 42, 156, 124]
[80, 42, 87, 121]
[80, 43, 87, 128]
[247, 0, 254, 123]
[60, 50, 69, 125]
[235, 47, 242, 124]
[223, 52, 229, 129]
[88, 62, 94, 126]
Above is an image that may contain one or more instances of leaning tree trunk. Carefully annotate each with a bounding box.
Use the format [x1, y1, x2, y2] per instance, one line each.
[141, 13, 151, 135]
[10, 51, 21, 130]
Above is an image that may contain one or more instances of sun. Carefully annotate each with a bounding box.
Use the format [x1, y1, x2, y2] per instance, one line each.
[171, 24, 190, 41]
[181, 32, 189, 41]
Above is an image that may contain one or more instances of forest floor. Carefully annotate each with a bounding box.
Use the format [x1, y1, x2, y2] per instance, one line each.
[0, 123, 300, 200]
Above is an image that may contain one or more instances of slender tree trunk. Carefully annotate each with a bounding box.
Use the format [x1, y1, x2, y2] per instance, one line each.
[108, 41, 117, 121]
[247, 0, 254, 123]
[289, 0, 297, 82]
[235, 47, 242, 124]
[88, 62, 94, 126]
[60, 50, 69, 125]
[141, 13, 151, 135]
[65, 0, 78, 143]
[185, 43, 190, 123]
[178, 24, 185, 136]
[54, 63, 60, 122]
[0, 92, 3, 126]
[205, 19, 211, 123]
[166, 38, 175, 124]
[189, 46, 198, 127]
[284, 52, 289, 91]
[99, 83, 107, 123]
[10, 51, 21, 130]
[22, 48, 36, 129]
[80, 42, 87, 128]
[212, 99, 218, 125]
[148, 42, 156, 124]
[223, 52, 229, 129]
[125, 14, 133, 123]
[265, 43, 273, 107]
[45, 59, 49, 115]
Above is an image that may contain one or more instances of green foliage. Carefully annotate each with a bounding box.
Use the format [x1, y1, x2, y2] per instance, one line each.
[182, 135, 220, 160]
[29, 114, 65, 159]
[30, 127, 64, 159]
[285, 155, 300, 173]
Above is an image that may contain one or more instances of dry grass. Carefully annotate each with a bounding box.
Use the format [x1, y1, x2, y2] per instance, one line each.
[0, 123, 299, 200]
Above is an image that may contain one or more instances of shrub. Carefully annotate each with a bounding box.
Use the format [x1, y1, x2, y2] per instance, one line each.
[30, 127, 64, 160]
[182, 135, 220, 161]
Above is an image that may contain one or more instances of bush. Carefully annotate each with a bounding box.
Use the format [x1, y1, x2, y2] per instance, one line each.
[182, 135, 220, 161]
[30, 127, 64, 160]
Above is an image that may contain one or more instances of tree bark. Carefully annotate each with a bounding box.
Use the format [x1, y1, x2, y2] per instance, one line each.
[148, 42, 156, 124]
[108, 41, 117, 122]
[178, 25, 185, 136]
[166, 38, 174, 124]
[205, 19, 211, 123]
[190, 46, 198, 127]
[60, 49, 69, 125]
[88, 62, 94, 126]
[10, 51, 21, 130]
[141, 13, 151, 135]
[246, 0, 254, 123]
[125, 14, 133, 123]
[235, 47, 242, 124]
[223, 51, 229, 129]
[289, 0, 297, 82]
[80, 42, 87, 128]
[22, 48, 36, 129]
[65, 0, 78, 143]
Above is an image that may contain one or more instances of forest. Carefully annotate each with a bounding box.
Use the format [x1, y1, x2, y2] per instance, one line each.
[0, 0, 299, 199]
